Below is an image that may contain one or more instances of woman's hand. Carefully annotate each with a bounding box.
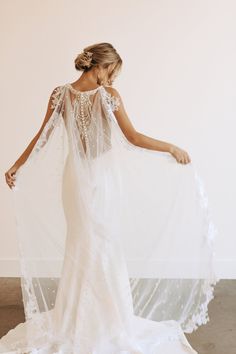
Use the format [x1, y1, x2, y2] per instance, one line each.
[169, 145, 191, 164]
[5, 164, 19, 189]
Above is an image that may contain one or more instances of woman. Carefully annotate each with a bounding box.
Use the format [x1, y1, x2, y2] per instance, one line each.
[5, 49, 190, 190]
[2, 42, 217, 354]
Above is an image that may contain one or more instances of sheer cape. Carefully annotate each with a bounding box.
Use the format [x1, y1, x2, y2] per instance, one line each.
[1, 82, 218, 353]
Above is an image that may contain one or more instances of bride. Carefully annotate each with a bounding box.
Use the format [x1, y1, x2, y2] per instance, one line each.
[3, 42, 217, 354]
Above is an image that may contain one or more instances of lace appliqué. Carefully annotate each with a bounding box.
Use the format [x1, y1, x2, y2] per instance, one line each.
[33, 115, 62, 154]
[25, 86, 65, 165]
[50, 86, 64, 111]
[74, 93, 92, 144]
[104, 90, 121, 112]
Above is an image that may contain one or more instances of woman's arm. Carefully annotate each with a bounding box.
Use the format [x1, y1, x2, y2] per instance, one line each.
[5, 86, 60, 189]
[105, 87, 191, 164]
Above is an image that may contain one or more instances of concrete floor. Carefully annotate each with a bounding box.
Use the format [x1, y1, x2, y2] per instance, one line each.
[0, 279, 235, 353]
[186, 280, 236, 354]
[0, 278, 25, 338]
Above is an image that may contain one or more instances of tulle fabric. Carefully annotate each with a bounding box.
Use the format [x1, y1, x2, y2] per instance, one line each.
[0, 83, 218, 353]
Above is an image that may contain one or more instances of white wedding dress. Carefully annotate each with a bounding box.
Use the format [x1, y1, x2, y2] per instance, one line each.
[0, 83, 219, 353]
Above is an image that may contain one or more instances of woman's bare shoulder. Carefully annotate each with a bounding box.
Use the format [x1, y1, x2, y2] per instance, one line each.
[103, 85, 121, 98]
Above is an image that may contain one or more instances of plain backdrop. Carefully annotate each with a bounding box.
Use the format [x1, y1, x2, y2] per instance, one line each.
[0, 0, 235, 277]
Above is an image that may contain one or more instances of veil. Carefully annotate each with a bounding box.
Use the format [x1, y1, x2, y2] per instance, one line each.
[3, 82, 218, 352]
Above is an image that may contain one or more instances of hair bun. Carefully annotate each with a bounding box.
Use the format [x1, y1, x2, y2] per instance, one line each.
[74, 43, 122, 79]
[75, 50, 93, 71]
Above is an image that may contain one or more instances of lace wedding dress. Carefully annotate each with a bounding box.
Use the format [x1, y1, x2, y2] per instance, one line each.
[0, 83, 218, 353]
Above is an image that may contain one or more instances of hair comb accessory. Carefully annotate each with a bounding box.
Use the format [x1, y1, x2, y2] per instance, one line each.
[82, 50, 93, 67]
[84, 50, 93, 57]
[76, 50, 93, 68]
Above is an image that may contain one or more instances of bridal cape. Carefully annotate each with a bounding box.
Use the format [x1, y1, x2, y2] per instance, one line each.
[1, 82, 219, 353]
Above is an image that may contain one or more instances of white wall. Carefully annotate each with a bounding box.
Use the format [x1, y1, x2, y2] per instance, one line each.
[0, 0, 236, 277]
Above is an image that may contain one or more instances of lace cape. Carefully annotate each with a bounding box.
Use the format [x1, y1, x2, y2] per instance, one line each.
[1, 82, 219, 353]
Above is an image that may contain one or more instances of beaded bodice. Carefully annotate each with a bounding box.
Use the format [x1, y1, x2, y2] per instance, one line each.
[50, 83, 121, 154]
[68, 85, 95, 146]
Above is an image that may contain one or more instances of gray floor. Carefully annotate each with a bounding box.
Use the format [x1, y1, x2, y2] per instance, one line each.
[0, 279, 235, 353]
[186, 280, 236, 354]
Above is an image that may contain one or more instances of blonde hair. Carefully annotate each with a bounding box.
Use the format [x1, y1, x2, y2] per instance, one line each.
[74, 42, 122, 85]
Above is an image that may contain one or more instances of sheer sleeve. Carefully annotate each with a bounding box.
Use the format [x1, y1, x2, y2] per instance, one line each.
[103, 87, 121, 112]
[50, 86, 65, 112]
[32, 85, 65, 153]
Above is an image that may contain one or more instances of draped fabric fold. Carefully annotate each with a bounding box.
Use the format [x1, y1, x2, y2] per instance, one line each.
[0, 82, 218, 354]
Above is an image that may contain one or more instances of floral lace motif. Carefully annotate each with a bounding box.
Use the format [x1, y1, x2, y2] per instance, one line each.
[34, 115, 62, 153]
[50, 86, 64, 110]
[104, 89, 121, 112]
[73, 93, 92, 144]
[181, 167, 220, 332]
